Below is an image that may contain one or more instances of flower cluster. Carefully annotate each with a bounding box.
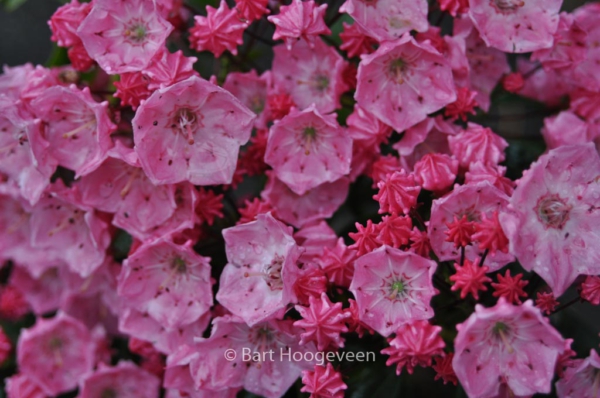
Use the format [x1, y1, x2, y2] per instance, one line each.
[1, 0, 600, 397]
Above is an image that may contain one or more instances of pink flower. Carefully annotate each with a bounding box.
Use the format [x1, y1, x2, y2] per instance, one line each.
[144, 48, 199, 90]
[261, 173, 350, 228]
[113, 72, 151, 110]
[429, 182, 514, 271]
[189, 315, 316, 397]
[195, 188, 223, 226]
[542, 111, 592, 149]
[301, 363, 347, 398]
[268, 0, 330, 50]
[0, 96, 51, 205]
[30, 85, 115, 177]
[491, 270, 528, 304]
[465, 162, 514, 196]
[5, 374, 46, 398]
[17, 313, 95, 396]
[293, 265, 328, 305]
[414, 153, 459, 192]
[445, 214, 475, 249]
[79, 361, 161, 398]
[67, 43, 94, 72]
[568, 4, 600, 92]
[264, 105, 352, 195]
[580, 276, 600, 305]
[49, 0, 92, 48]
[381, 320, 445, 375]
[118, 239, 212, 330]
[189, 0, 248, 57]
[374, 170, 421, 216]
[355, 35, 456, 133]
[235, 0, 269, 22]
[0, 285, 30, 321]
[339, 22, 376, 59]
[454, 17, 510, 112]
[0, 326, 11, 364]
[132, 76, 255, 186]
[453, 299, 565, 397]
[216, 213, 301, 326]
[556, 349, 600, 398]
[368, 154, 400, 186]
[318, 238, 357, 288]
[410, 228, 432, 258]
[450, 258, 491, 300]
[294, 293, 351, 351]
[439, 0, 469, 16]
[448, 123, 508, 169]
[223, 70, 269, 129]
[472, 211, 509, 255]
[348, 219, 381, 256]
[444, 86, 478, 122]
[340, 0, 429, 43]
[500, 144, 600, 296]
[346, 104, 393, 150]
[433, 353, 458, 385]
[535, 292, 559, 315]
[77, 0, 173, 74]
[349, 246, 437, 337]
[238, 197, 273, 224]
[272, 38, 348, 113]
[29, 191, 110, 277]
[376, 213, 413, 249]
[502, 72, 525, 93]
[467, 0, 562, 53]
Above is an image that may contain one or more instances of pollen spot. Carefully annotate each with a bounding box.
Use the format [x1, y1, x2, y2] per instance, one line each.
[491, 0, 525, 12]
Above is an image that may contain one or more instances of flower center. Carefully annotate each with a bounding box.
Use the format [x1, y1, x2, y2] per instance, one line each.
[311, 74, 329, 92]
[301, 126, 318, 155]
[491, 0, 525, 12]
[388, 58, 410, 85]
[124, 22, 147, 43]
[244, 255, 284, 291]
[171, 108, 201, 145]
[492, 321, 514, 353]
[388, 279, 405, 300]
[170, 257, 187, 274]
[535, 194, 571, 229]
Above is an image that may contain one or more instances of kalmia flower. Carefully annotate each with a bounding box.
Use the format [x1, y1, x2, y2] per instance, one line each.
[318, 238, 356, 288]
[339, 22, 376, 59]
[444, 86, 478, 121]
[0, 327, 11, 364]
[144, 48, 199, 90]
[272, 38, 348, 113]
[467, 0, 562, 53]
[541, 111, 593, 150]
[445, 215, 475, 249]
[77, 0, 173, 74]
[413, 153, 459, 192]
[410, 228, 432, 258]
[340, 0, 429, 43]
[492, 270, 529, 304]
[264, 105, 352, 195]
[348, 220, 381, 256]
[536, 292, 559, 315]
[374, 170, 421, 216]
[301, 363, 347, 398]
[223, 70, 269, 129]
[368, 155, 400, 186]
[17, 313, 95, 396]
[113, 73, 151, 110]
[472, 211, 509, 255]
[453, 299, 565, 398]
[465, 162, 515, 196]
[217, 213, 301, 325]
[500, 144, 600, 295]
[238, 197, 273, 224]
[450, 258, 491, 300]
[0, 285, 30, 321]
[67, 44, 94, 72]
[381, 320, 445, 375]
[438, 0, 469, 16]
[346, 299, 373, 338]
[432, 353, 458, 385]
[268, 0, 330, 50]
[376, 214, 413, 249]
[294, 293, 351, 351]
[556, 349, 600, 398]
[293, 266, 328, 305]
[189, 0, 247, 57]
[350, 246, 437, 337]
[79, 361, 161, 398]
[580, 276, 600, 305]
[346, 105, 393, 150]
[188, 315, 316, 397]
[355, 35, 456, 133]
[132, 76, 255, 186]
[267, 92, 295, 121]
[31, 85, 116, 177]
[49, 0, 92, 48]
[5, 374, 46, 398]
[235, 0, 269, 22]
[448, 123, 508, 169]
[195, 188, 224, 226]
[502, 72, 525, 93]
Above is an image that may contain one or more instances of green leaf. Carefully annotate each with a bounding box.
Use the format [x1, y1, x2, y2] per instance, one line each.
[2, 0, 27, 12]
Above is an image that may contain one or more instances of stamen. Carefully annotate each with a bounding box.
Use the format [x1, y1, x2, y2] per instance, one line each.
[62, 119, 96, 139]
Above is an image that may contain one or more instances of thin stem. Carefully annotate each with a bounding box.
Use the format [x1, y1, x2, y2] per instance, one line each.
[244, 29, 276, 46]
[552, 296, 580, 314]
[479, 249, 489, 267]
[410, 208, 427, 231]
[460, 246, 465, 266]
